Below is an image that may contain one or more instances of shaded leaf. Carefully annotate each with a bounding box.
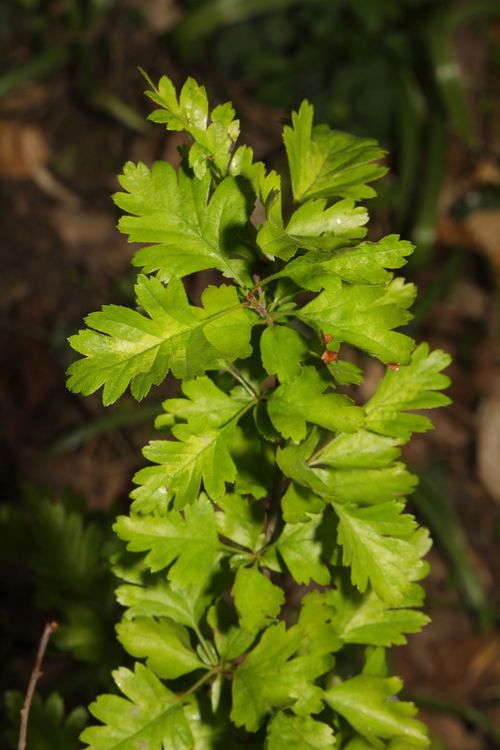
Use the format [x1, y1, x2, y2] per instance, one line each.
[260, 325, 307, 382]
[269, 518, 330, 585]
[268, 367, 364, 441]
[267, 712, 336, 749]
[232, 566, 284, 632]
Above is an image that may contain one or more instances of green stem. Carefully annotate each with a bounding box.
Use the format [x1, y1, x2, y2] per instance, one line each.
[193, 625, 218, 667]
[179, 669, 218, 703]
[224, 363, 260, 400]
[263, 441, 284, 544]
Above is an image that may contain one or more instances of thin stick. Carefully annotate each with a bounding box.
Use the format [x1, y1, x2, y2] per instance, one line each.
[18, 621, 58, 750]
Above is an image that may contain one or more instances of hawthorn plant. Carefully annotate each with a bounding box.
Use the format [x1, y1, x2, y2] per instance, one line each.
[67, 74, 451, 749]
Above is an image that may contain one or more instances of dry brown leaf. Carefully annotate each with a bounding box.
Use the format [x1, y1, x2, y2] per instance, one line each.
[465, 209, 500, 273]
[125, 0, 181, 32]
[0, 119, 49, 178]
[477, 395, 500, 504]
[51, 207, 116, 248]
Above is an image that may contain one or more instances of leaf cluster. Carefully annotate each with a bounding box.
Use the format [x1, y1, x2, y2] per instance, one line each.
[66, 75, 451, 749]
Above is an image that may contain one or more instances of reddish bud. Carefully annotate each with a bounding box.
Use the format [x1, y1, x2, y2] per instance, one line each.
[321, 350, 338, 364]
[387, 362, 400, 371]
[322, 333, 333, 345]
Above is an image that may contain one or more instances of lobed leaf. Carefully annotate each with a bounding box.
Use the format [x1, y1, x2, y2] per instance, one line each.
[231, 622, 332, 732]
[365, 343, 452, 441]
[258, 197, 368, 261]
[330, 585, 429, 647]
[260, 324, 308, 383]
[268, 366, 364, 441]
[114, 497, 225, 587]
[283, 100, 387, 203]
[114, 162, 252, 284]
[80, 663, 193, 750]
[116, 578, 211, 629]
[266, 712, 336, 749]
[131, 422, 238, 512]
[232, 566, 284, 633]
[325, 675, 429, 748]
[299, 280, 415, 365]
[68, 276, 255, 405]
[267, 518, 330, 585]
[145, 75, 240, 178]
[116, 616, 205, 679]
[281, 234, 413, 290]
[334, 502, 431, 604]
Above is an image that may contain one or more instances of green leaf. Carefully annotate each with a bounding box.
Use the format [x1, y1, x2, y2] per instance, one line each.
[268, 367, 364, 441]
[80, 663, 193, 750]
[68, 276, 254, 405]
[325, 675, 429, 748]
[269, 518, 330, 585]
[116, 616, 205, 678]
[282, 234, 413, 290]
[260, 325, 307, 382]
[320, 465, 418, 506]
[131, 422, 238, 512]
[330, 584, 429, 647]
[116, 578, 210, 629]
[297, 591, 343, 657]
[145, 76, 240, 177]
[276, 430, 329, 495]
[315, 431, 401, 469]
[114, 162, 252, 284]
[281, 482, 325, 523]
[258, 197, 368, 262]
[114, 497, 225, 587]
[146, 76, 208, 132]
[267, 712, 336, 749]
[365, 344, 452, 441]
[334, 502, 430, 604]
[163, 376, 252, 429]
[133, 380, 253, 511]
[232, 566, 284, 632]
[131, 381, 253, 512]
[299, 281, 415, 365]
[215, 493, 265, 551]
[283, 101, 387, 203]
[231, 622, 332, 732]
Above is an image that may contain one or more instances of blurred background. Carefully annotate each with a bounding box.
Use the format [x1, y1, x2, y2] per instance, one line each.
[1, 1, 500, 748]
